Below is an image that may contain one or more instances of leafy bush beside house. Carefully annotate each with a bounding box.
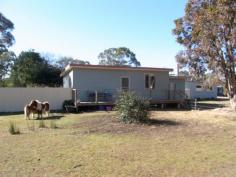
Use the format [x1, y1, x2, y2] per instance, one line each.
[115, 92, 150, 123]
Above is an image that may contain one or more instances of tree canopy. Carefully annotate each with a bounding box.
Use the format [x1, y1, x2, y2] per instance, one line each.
[173, 0, 236, 94]
[0, 51, 16, 86]
[10, 50, 62, 87]
[98, 47, 141, 67]
[56, 56, 90, 70]
[0, 12, 15, 53]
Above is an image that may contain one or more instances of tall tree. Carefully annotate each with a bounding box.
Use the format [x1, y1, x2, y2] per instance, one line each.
[11, 50, 46, 86]
[173, 0, 236, 97]
[0, 51, 16, 86]
[11, 50, 62, 87]
[0, 13, 14, 53]
[98, 47, 141, 67]
[56, 56, 90, 70]
[36, 63, 62, 87]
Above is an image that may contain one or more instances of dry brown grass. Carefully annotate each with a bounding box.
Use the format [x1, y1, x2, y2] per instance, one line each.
[0, 99, 236, 176]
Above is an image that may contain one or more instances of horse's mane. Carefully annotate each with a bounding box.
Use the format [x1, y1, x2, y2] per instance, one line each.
[35, 100, 42, 103]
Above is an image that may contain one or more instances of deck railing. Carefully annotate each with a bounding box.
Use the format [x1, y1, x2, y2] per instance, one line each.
[76, 89, 119, 103]
[74, 89, 186, 104]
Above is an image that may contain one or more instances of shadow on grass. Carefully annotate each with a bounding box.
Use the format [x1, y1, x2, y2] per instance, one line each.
[0, 112, 23, 116]
[141, 118, 181, 126]
[35, 115, 64, 120]
[195, 103, 226, 110]
[150, 108, 191, 112]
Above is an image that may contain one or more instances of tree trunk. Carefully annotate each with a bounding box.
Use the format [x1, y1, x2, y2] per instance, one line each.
[227, 76, 236, 111]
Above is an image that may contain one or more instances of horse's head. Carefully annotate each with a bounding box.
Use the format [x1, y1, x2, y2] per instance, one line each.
[29, 100, 38, 108]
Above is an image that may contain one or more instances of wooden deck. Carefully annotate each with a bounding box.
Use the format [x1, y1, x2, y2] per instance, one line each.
[77, 99, 184, 107]
[77, 101, 115, 107]
[150, 99, 184, 104]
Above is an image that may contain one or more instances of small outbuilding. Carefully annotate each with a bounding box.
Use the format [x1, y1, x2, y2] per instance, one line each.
[185, 80, 217, 100]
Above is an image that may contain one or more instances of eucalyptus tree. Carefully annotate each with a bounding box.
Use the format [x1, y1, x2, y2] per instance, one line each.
[0, 12, 14, 53]
[173, 0, 236, 97]
[98, 47, 141, 67]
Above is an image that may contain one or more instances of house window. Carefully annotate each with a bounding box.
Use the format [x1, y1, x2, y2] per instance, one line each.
[145, 75, 149, 88]
[121, 77, 129, 91]
[145, 74, 155, 89]
[206, 86, 213, 91]
[196, 85, 202, 91]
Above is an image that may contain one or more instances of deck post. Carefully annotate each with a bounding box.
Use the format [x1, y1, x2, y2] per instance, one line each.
[161, 104, 165, 109]
[95, 90, 98, 103]
[194, 99, 197, 110]
[178, 103, 181, 109]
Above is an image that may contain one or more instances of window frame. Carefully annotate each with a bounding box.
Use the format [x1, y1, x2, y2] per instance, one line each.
[120, 76, 130, 91]
[144, 73, 156, 89]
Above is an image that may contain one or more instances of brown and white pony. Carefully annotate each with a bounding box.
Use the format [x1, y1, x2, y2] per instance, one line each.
[41, 101, 50, 117]
[24, 100, 50, 119]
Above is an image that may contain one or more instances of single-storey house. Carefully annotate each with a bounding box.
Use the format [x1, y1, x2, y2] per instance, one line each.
[61, 64, 186, 106]
[185, 80, 217, 100]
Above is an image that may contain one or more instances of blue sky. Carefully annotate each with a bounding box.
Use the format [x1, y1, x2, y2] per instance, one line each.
[1, 0, 186, 72]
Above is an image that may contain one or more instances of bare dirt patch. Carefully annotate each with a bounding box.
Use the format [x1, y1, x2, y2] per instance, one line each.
[73, 112, 223, 138]
[74, 115, 182, 135]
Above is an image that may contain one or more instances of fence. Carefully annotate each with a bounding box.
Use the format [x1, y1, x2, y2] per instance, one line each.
[0, 88, 72, 112]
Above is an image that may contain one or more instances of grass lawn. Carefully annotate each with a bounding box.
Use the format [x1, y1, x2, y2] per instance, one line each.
[1, 100, 236, 177]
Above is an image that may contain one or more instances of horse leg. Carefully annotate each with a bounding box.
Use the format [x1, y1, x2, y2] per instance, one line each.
[39, 110, 43, 119]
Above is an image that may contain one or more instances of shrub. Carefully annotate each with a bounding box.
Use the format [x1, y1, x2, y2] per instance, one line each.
[50, 120, 58, 129]
[8, 122, 20, 135]
[38, 120, 47, 128]
[115, 92, 150, 123]
[62, 100, 75, 112]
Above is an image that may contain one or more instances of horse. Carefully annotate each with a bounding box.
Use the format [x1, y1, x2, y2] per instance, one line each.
[24, 102, 40, 120]
[41, 101, 50, 117]
[24, 100, 50, 119]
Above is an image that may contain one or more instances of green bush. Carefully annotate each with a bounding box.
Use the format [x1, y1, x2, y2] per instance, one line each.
[115, 92, 150, 123]
[38, 120, 47, 128]
[8, 122, 20, 135]
[62, 100, 75, 112]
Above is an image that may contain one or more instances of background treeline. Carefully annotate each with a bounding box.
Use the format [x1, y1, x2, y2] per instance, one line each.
[0, 50, 91, 87]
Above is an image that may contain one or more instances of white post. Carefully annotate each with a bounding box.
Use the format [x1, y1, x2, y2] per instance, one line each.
[95, 90, 98, 103]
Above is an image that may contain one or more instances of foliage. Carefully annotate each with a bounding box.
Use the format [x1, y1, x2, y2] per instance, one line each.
[98, 47, 141, 67]
[0, 51, 16, 86]
[10, 50, 62, 87]
[173, 0, 236, 94]
[202, 72, 225, 89]
[8, 121, 20, 135]
[115, 92, 149, 123]
[62, 100, 74, 112]
[0, 12, 15, 53]
[36, 63, 62, 87]
[56, 56, 90, 70]
[11, 50, 45, 86]
[38, 120, 47, 128]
